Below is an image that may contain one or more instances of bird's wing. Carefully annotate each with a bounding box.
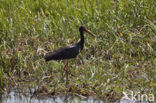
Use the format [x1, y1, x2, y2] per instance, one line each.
[45, 44, 80, 61]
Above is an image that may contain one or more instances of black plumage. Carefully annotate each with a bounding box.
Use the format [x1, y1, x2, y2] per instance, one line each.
[45, 44, 81, 61]
[44, 26, 94, 62]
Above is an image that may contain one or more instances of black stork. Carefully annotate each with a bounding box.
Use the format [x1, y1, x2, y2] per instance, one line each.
[44, 26, 95, 77]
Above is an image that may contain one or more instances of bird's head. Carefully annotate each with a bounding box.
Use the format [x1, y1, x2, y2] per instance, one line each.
[79, 26, 95, 37]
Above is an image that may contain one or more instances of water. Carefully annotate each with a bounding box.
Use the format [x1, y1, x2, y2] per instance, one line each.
[2, 90, 155, 103]
[2, 90, 105, 103]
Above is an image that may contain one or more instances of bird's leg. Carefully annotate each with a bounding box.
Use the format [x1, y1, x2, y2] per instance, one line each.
[63, 61, 69, 76]
[63, 61, 69, 83]
[63, 61, 75, 77]
[63, 61, 69, 74]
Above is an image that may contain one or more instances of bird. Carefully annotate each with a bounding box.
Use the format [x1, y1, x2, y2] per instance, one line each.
[44, 26, 95, 78]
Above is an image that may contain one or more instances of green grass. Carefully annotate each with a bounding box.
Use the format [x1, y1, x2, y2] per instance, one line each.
[0, 0, 156, 101]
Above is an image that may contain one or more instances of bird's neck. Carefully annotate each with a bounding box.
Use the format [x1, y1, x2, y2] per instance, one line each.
[78, 31, 84, 50]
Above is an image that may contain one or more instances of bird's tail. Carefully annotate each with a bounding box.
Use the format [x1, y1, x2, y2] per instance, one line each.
[44, 55, 52, 62]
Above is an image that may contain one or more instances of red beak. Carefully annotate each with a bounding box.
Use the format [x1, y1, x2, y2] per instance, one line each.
[84, 28, 95, 37]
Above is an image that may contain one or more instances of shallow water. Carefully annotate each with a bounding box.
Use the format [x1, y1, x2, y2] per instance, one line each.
[2, 91, 155, 103]
[2, 90, 105, 103]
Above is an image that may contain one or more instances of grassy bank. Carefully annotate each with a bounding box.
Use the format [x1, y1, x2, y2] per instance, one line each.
[0, 0, 156, 101]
